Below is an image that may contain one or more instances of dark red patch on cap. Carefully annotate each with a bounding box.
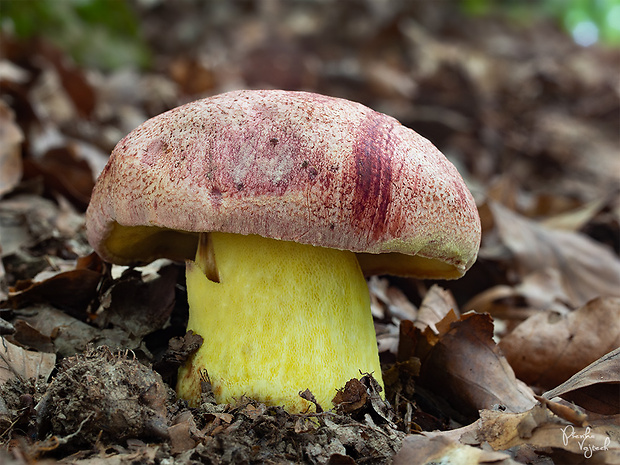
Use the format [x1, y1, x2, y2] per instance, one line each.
[351, 115, 393, 241]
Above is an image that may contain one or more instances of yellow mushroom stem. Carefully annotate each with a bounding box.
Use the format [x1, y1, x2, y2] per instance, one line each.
[176, 231, 384, 412]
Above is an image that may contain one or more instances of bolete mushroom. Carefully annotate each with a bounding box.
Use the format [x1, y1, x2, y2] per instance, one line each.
[86, 89, 481, 413]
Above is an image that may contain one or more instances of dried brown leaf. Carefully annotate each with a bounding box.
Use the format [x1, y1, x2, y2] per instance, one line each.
[541, 196, 609, 232]
[463, 284, 535, 323]
[0, 194, 85, 260]
[500, 297, 620, 389]
[23, 40, 96, 121]
[168, 421, 197, 454]
[418, 312, 536, 418]
[475, 405, 620, 462]
[396, 319, 419, 363]
[95, 262, 178, 338]
[0, 100, 23, 198]
[7, 319, 54, 353]
[415, 284, 458, 333]
[368, 276, 417, 321]
[489, 201, 620, 307]
[18, 305, 93, 352]
[0, 335, 55, 385]
[393, 434, 518, 465]
[300, 388, 324, 413]
[463, 269, 571, 323]
[544, 347, 620, 415]
[3, 267, 101, 314]
[535, 395, 588, 426]
[333, 378, 368, 414]
[23, 144, 95, 211]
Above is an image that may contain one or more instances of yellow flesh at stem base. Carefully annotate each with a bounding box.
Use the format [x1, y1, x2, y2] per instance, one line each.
[176, 232, 384, 412]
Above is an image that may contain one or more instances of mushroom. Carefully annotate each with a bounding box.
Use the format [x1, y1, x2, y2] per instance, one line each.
[86, 89, 481, 413]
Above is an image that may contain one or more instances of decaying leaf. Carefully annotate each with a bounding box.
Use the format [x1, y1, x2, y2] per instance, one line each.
[332, 373, 396, 428]
[472, 405, 620, 463]
[168, 416, 197, 454]
[0, 336, 55, 386]
[393, 433, 518, 465]
[499, 297, 620, 389]
[14, 305, 145, 359]
[417, 311, 536, 418]
[0, 100, 23, 198]
[415, 284, 459, 332]
[6, 318, 55, 353]
[395, 400, 620, 465]
[94, 260, 178, 338]
[488, 201, 620, 307]
[543, 347, 620, 415]
[368, 276, 418, 321]
[465, 267, 573, 319]
[534, 395, 589, 426]
[0, 193, 87, 269]
[3, 253, 103, 315]
[23, 144, 95, 211]
[333, 378, 369, 415]
[153, 331, 203, 385]
[299, 388, 324, 413]
[542, 196, 610, 232]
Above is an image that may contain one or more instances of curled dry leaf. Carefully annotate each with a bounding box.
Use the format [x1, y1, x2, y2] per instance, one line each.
[472, 405, 620, 463]
[94, 262, 178, 338]
[393, 433, 518, 465]
[24, 144, 95, 211]
[465, 268, 573, 320]
[333, 378, 368, 414]
[544, 347, 620, 415]
[3, 253, 103, 315]
[6, 319, 55, 353]
[541, 196, 610, 232]
[0, 336, 56, 386]
[488, 201, 620, 307]
[368, 276, 417, 321]
[0, 100, 23, 198]
[0, 194, 85, 260]
[499, 297, 620, 390]
[417, 311, 536, 418]
[415, 284, 459, 332]
[153, 331, 203, 385]
[16, 305, 146, 359]
[168, 420, 197, 455]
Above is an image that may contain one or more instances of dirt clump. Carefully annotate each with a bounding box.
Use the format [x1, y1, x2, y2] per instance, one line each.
[36, 346, 174, 447]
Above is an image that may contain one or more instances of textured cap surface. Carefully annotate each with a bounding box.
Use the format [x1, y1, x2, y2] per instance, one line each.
[86, 90, 481, 278]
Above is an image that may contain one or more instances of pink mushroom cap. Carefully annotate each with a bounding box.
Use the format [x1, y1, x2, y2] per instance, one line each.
[86, 89, 481, 279]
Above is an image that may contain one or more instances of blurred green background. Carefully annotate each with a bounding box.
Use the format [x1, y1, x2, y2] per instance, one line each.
[463, 0, 620, 46]
[1, 0, 619, 72]
[1, 0, 152, 70]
